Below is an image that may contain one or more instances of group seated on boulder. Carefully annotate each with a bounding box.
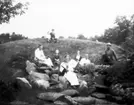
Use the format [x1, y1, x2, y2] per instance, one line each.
[16, 44, 95, 90]
[16, 43, 118, 90]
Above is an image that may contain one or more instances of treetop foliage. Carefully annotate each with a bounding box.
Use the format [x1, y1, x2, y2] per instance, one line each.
[77, 34, 87, 40]
[90, 14, 134, 55]
[0, 32, 28, 44]
[0, 0, 29, 24]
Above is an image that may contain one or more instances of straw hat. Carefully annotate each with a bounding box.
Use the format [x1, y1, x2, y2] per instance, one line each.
[107, 42, 112, 46]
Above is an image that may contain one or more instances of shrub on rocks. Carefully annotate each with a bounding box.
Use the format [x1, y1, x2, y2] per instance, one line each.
[76, 63, 95, 75]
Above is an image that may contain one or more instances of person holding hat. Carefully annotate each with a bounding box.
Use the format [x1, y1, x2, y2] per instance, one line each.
[102, 43, 118, 65]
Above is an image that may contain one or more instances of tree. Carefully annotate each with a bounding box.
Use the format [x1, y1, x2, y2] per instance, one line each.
[0, 0, 29, 24]
[68, 36, 76, 39]
[0, 32, 28, 43]
[121, 15, 134, 54]
[0, 33, 10, 43]
[77, 34, 87, 40]
[92, 15, 134, 45]
[10, 32, 27, 41]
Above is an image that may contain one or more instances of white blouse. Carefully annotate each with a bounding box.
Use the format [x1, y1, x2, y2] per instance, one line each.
[34, 48, 46, 61]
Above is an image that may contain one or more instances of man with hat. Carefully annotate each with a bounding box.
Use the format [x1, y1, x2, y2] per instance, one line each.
[102, 43, 118, 65]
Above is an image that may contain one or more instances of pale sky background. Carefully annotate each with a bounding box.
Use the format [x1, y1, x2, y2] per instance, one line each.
[0, 0, 134, 38]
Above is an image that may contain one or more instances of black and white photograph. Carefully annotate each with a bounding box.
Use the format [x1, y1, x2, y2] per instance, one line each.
[0, 0, 134, 105]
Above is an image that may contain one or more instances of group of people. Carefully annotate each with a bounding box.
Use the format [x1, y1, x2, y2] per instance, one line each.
[17, 42, 118, 89]
[22, 44, 94, 89]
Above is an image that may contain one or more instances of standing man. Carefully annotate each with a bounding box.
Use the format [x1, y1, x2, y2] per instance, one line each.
[50, 29, 56, 41]
[103, 43, 118, 65]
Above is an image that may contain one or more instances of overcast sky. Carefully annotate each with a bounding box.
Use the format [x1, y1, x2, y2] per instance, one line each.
[0, 0, 134, 38]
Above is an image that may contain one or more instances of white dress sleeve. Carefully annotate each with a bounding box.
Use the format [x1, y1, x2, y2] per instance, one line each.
[35, 49, 46, 61]
[60, 62, 67, 72]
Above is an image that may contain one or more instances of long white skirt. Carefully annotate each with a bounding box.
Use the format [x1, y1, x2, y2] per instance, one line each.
[64, 71, 79, 86]
[39, 58, 53, 67]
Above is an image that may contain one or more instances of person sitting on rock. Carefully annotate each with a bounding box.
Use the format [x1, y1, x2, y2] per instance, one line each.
[60, 54, 79, 86]
[102, 43, 118, 65]
[79, 54, 91, 66]
[52, 49, 60, 67]
[34, 44, 53, 67]
[75, 50, 82, 62]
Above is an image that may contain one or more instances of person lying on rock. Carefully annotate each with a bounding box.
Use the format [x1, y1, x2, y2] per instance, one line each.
[34, 44, 53, 67]
[59, 54, 79, 87]
[25, 60, 50, 89]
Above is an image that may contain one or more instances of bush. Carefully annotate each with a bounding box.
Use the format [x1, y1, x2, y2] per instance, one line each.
[0, 32, 28, 44]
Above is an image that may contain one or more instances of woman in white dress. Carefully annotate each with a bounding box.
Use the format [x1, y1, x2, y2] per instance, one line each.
[34, 44, 53, 67]
[79, 54, 91, 66]
[60, 54, 79, 86]
[75, 50, 82, 62]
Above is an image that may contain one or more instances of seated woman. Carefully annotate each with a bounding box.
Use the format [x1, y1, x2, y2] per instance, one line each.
[75, 50, 82, 62]
[34, 44, 53, 67]
[79, 54, 91, 66]
[60, 54, 79, 86]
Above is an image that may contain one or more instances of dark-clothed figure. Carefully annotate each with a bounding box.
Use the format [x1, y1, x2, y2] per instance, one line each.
[52, 49, 60, 67]
[50, 29, 55, 40]
[102, 43, 117, 65]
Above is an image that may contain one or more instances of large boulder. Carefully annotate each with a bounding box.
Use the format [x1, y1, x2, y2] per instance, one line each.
[72, 96, 96, 105]
[91, 92, 106, 99]
[54, 101, 69, 105]
[61, 89, 79, 97]
[37, 92, 65, 102]
[95, 99, 118, 105]
[16, 77, 32, 89]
